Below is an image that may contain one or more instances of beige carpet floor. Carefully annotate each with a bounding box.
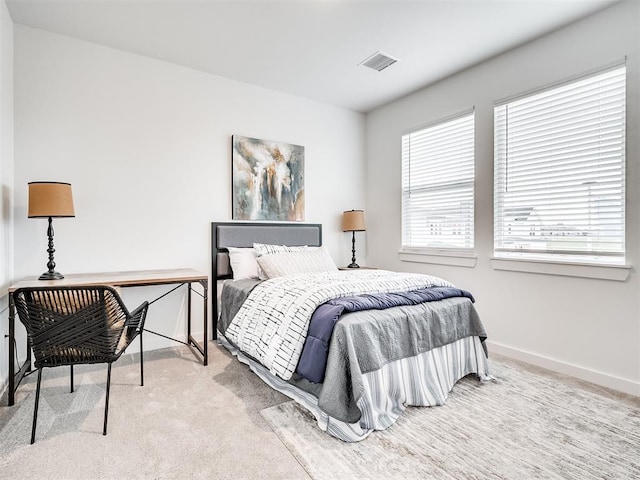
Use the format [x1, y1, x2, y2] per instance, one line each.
[0, 344, 310, 480]
[1, 343, 639, 479]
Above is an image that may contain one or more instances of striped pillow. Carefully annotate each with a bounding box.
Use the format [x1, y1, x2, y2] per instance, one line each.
[253, 243, 308, 280]
[256, 247, 338, 279]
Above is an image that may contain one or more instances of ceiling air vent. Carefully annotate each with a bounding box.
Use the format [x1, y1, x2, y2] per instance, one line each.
[359, 51, 399, 72]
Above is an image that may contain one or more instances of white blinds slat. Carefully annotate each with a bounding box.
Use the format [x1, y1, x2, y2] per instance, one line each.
[402, 112, 475, 250]
[494, 65, 626, 262]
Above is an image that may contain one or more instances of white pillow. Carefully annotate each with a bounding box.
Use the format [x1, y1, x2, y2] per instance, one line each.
[227, 247, 259, 280]
[253, 243, 308, 280]
[256, 246, 338, 279]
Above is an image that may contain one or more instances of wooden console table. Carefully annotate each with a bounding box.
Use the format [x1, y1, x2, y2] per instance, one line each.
[7, 268, 208, 406]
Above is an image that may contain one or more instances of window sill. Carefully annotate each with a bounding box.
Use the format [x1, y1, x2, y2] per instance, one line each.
[399, 250, 477, 268]
[490, 257, 631, 281]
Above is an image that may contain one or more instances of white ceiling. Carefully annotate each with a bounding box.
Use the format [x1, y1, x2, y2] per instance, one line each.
[6, 0, 619, 113]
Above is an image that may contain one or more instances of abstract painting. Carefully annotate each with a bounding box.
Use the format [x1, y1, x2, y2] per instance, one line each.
[232, 135, 305, 221]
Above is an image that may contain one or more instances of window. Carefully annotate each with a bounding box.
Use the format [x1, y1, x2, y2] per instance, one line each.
[494, 65, 626, 264]
[402, 111, 475, 251]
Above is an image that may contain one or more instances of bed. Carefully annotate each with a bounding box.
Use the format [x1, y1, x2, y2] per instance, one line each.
[211, 221, 490, 442]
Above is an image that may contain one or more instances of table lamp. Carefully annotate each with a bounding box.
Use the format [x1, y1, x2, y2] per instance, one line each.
[342, 209, 366, 268]
[28, 181, 75, 280]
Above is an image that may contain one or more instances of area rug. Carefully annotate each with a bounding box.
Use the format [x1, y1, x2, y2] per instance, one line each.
[260, 357, 640, 480]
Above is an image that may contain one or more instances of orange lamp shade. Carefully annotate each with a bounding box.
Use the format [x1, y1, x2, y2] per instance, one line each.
[342, 210, 365, 232]
[28, 182, 75, 218]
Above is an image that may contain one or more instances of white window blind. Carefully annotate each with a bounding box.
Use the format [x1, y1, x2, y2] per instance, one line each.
[494, 65, 626, 263]
[402, 112, 475, 251]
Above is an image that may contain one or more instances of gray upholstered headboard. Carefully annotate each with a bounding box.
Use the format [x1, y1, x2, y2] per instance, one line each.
[210, 221, 323, 336]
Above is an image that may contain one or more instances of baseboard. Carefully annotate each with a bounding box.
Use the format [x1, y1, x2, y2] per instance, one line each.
[486, 341, 640, 397]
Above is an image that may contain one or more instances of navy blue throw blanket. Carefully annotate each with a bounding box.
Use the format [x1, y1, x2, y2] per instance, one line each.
[296, 286, 475, 384]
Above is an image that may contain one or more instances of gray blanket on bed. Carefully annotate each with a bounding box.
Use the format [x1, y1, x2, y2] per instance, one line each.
[314, 299, 486, 422]
[218, 279, 487, 423]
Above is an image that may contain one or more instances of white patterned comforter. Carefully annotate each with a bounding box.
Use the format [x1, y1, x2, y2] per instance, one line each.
[224, 269, 453, 380]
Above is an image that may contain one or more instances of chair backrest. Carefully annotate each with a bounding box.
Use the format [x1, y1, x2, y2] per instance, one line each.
[13, 286, 135, 368]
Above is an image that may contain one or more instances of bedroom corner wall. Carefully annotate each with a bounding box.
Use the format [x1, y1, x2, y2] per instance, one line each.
[365, 0, 640, 395]
[12, 25, 366, 355]
[0, 0, 14, 398]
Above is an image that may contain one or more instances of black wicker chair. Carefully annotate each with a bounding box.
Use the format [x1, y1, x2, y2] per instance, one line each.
[12, 285, 149, 444]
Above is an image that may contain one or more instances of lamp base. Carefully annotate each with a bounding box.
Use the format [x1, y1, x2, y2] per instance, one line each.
[39, 271, 64, 280]
[347, 263, 360, 268]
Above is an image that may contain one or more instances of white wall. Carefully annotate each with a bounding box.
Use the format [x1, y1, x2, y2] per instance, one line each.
[0, 0, 13, 396]
[11, 26, 365, 371]
[366, 1, 640, 395]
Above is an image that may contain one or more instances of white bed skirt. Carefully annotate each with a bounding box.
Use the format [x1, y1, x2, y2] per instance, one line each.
[218, 334, 491, 442]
